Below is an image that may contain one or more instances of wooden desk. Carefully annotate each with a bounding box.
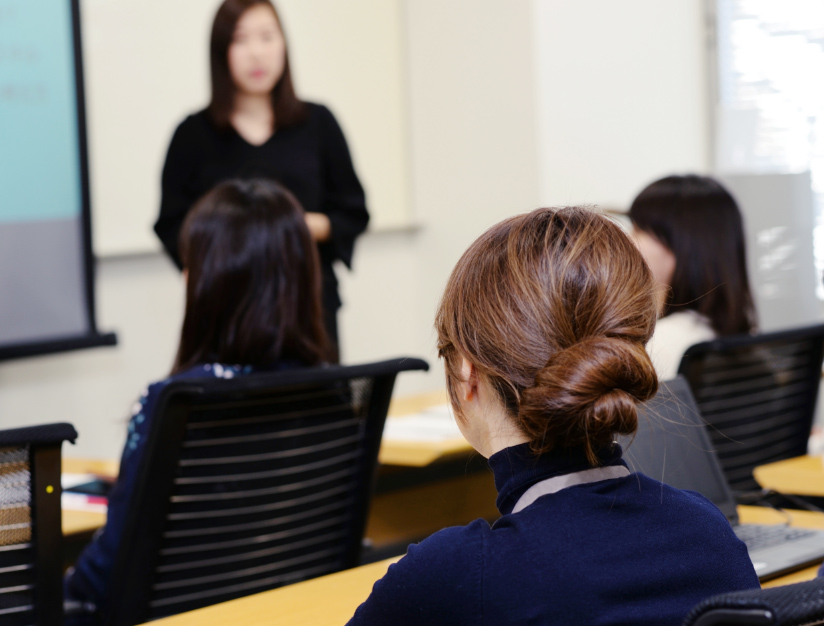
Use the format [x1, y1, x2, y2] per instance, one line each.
[143, 506, 824, 625]
[753, 455, 824, 498]
[381, 390, 471, 466]
[150, 557, 398, 626]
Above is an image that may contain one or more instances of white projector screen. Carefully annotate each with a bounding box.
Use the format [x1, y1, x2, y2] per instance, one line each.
[0, 0, 115, 359]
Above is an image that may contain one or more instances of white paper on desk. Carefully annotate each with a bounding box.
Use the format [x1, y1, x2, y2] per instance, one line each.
[61, 492, 108, 514]
[383, 404, 463, 442]
[61, 473, 97, 489]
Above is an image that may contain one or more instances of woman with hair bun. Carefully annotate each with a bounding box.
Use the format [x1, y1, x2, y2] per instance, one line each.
[347, 207, 757, 626]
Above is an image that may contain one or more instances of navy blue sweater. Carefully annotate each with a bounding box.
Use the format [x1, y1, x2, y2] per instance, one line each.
[347, 444, 759, 626]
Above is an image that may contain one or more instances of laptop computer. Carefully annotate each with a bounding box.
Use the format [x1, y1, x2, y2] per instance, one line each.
[618, 376, 824, 581]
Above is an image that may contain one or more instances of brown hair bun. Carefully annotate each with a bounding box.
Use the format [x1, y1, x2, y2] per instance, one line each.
[519, 336, 658, 461]
[436, 207, 659, 466]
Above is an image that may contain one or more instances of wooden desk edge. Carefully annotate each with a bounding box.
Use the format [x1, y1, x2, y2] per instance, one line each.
[378, 437, 470, 466]
[62, 457, 119, 478]
[382, 390, 473, 466]
[387, 390, 448, 417]
[753, 455, 824, 498]
[149, 557, 401, 625]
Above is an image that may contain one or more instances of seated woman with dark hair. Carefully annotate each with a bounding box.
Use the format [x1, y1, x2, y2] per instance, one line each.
[629, 174, 757, 379]
[346, 207, 758, 626]
[64, 178, 329, 615]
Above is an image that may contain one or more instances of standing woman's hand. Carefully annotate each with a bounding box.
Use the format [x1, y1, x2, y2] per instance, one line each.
[304, 211, 331, 242]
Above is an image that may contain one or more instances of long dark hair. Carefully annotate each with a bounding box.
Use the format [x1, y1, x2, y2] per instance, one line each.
[172, 179, 329, 374]
[628, 174, 757, 336]
[207, 0, 306, 131]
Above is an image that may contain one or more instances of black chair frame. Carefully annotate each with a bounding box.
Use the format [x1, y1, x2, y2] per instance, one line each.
[0, 422, 77, 626]
[678, 323, 824, 492]
[104, 357, 427, 625]
[683, 576, 824, 625]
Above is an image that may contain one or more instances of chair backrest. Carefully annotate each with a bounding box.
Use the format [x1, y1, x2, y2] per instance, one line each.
[677, 323, 824, 492]
[682, 576, 824, 626]
[105, 357, 428, 625]
[0, 423, 77, 626]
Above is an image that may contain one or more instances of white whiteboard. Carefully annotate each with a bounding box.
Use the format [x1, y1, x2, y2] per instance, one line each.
[80, 0, 410, 256]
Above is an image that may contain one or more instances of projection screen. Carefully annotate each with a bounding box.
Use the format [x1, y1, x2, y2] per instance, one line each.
[0, 0, 115, 360]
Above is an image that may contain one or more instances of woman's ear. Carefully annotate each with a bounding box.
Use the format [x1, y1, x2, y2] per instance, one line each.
[182, 268, 188, 284]
[459, 357, 479, 402]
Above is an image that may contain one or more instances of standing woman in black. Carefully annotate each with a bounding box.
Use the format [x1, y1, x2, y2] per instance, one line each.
[154, 0, 369, 358]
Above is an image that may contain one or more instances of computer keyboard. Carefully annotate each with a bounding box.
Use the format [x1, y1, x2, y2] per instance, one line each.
[734, 523, 817, 551]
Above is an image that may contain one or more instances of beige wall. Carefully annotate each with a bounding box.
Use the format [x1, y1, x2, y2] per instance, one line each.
[0, 1, 711, 459]
[532, 0, 711, 207]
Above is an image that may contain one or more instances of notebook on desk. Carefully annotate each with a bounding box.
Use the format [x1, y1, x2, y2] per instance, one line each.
[618, 376, 824, 582]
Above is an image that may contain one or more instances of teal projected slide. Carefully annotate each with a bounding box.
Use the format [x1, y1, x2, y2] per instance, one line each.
[0, 0, 116, 359]
[0, 0, 82, 223]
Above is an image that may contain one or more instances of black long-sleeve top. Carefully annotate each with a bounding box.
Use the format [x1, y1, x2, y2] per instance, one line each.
[154, 103, 369, 319]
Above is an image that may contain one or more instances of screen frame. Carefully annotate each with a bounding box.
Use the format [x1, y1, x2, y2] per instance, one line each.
[0, 0, 116, 361]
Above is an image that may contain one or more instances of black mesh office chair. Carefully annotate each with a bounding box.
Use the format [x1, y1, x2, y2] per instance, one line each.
[678, 323, 824, 492]
[0, 422, 77, 626]
[682, 577, 824, 625]
[103, 357, 428, 625]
